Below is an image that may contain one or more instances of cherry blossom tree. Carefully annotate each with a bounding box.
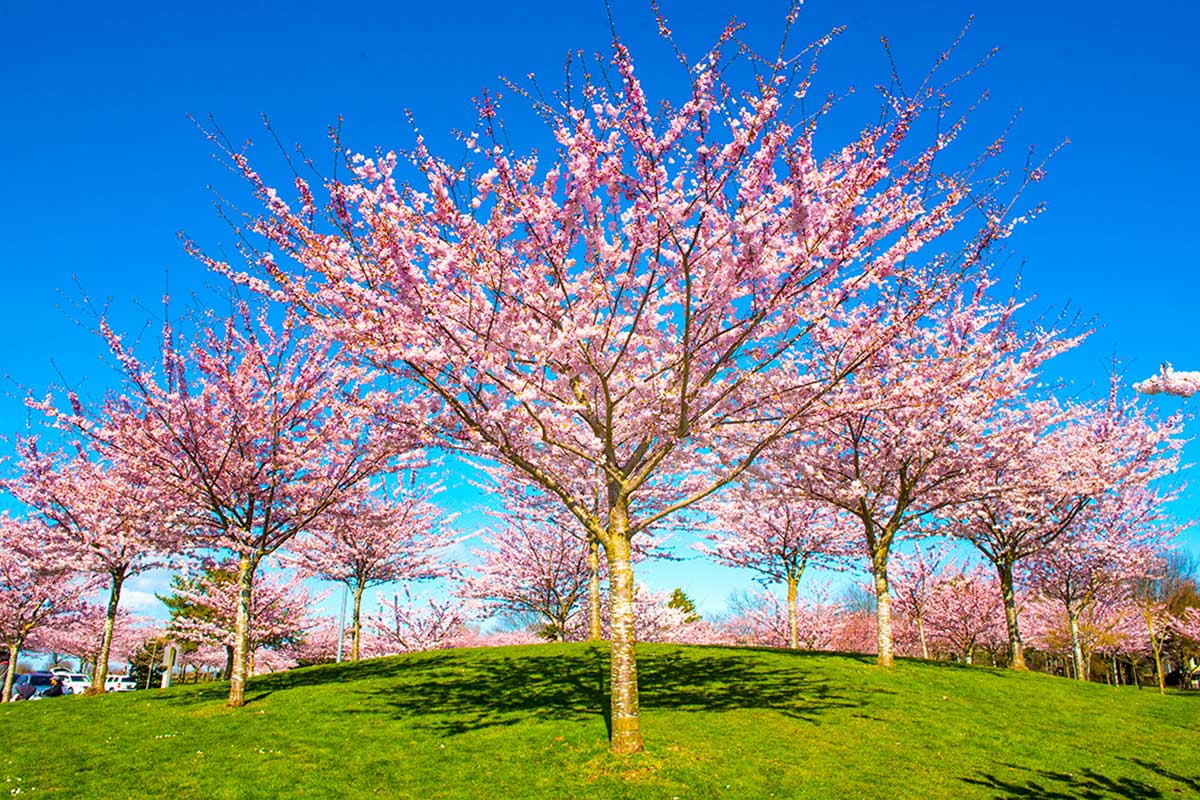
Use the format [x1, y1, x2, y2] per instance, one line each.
[785, 280, 1076, 667]
[8, 435, 178, 693]
[289, 482, 456, 660]
[792, 585, 850, 651]
[467, 470, 607, 641]
[1088, 597, 1147, 684]
[1024, 487, 1173, 680]
[462, 513, 591, 642]
[921, 565, 1006, 665]
[474, 463, 678, 644]
[700, 484, 856, 648]
[721, 589, 790, 647]
[1021, 595, 1079, 673]
[369, 588, 474, 654]
[957, 387, 1182, 670]
[183, 644, 232, 682]
[828, 607, 878, 655]
[1174, 607, 1200, 645]
[889, 544, 950, 659]
[170, 560, 322, 676]
[261, 616, 344, 669]
[721, 584, 844, 650]
[466, 471, 673, 643]
[1076, 592, 1150, 685]
[1126, 553, 1194, 695]
[451, 627, 545, 649]
[574, 583, 717, 644]
[207, 13, 1046, 748]
[28, 602, 148, 673]
[39, 302, 411, 707]
[0, 515, 88, 702]
[1138, 600, 1175, 694]
[1024, 589, 1146, 681]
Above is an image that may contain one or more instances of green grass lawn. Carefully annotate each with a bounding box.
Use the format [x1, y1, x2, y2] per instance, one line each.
[1, 643, 1196, 798]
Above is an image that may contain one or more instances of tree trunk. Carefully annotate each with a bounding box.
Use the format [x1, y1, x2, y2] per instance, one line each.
[1152, 641, 1166, 696]
[1067, 607, 1086, 682]
[917, 615, 929, 660]
[604, 526, 643, 754]
[786, 576, 799, 650]
[89, 571, 126, 695]
[996, 561, 1027, 670]
[872, 550, 894, 668]
[223, 646, 234, 681]
[2, 643, 18, 703]
[587, 537, 603, 642]
[351, 582, 365, 661]
[226, 553, 256, 708]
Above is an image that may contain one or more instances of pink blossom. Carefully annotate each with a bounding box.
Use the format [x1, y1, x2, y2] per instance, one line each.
[1134, 363, 1200, 398]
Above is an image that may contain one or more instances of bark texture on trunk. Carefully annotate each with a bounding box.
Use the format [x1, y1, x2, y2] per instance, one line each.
[1152, 643, 1166, 696]
[997, 561, 1027, 670]
[587, 538, 603, 642]
[226, 554, 256, 708]
[89, 572, 125, 696]
[351, 583, 365, 661]
[2, 644, 18, 703]
[604, 528, 643, 754]
[1068, 608, 1086, 682]
[786, 576, 799, 650]
[917, 617, 928, 660]
[872, 550, 894, 668]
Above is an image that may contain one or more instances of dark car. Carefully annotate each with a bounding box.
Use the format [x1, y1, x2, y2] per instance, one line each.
[11, 672, 69, 700]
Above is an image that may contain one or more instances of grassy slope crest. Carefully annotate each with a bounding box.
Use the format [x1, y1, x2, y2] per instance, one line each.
[1, 643, 1196, 799]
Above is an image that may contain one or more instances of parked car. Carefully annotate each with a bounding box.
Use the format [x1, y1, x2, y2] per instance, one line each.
[104, 675, 138, 692]
[59, 673, 91, 694]
[11, 672, 68, 700]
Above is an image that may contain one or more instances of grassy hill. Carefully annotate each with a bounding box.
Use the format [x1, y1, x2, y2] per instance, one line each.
[1, 643, 1196, 798]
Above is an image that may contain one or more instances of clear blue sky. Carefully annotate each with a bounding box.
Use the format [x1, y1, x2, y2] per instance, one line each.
[2, 0, 1197, 620]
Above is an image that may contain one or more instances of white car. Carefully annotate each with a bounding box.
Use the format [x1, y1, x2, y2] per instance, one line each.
[104, 675, 138, 692]
[59, 673, 91, 695]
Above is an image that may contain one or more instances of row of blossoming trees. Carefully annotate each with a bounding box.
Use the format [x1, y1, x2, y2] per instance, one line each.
[0, 14, 1198, 754]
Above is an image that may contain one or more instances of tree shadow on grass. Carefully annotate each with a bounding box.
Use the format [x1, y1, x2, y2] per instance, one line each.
[1122, 758, 1200, 793]
[323, 645, 872, 737]
[962, 762, 1169, 799]
[144, 652, 449, 708]
[143, 682, 230, 706]
[143, 645, 876, 734]
[638, 649, 879, 720]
